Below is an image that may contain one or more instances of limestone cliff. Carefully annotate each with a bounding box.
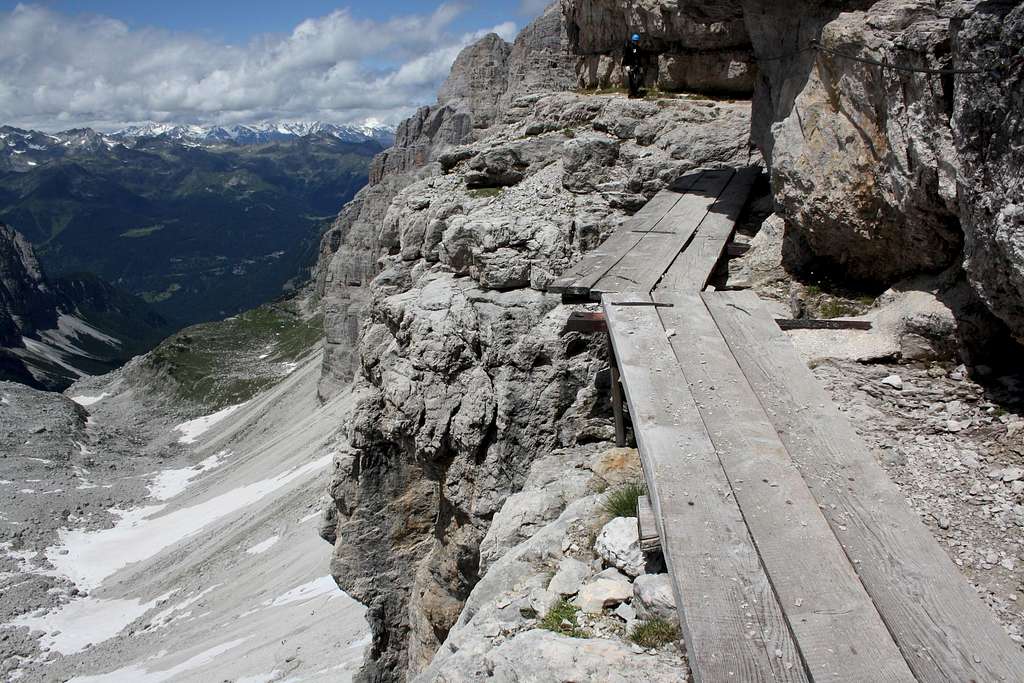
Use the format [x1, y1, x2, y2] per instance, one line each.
[318, 1, 1023, 681]
[316, 4, 754, 680]
[564, 0, 1024, 342]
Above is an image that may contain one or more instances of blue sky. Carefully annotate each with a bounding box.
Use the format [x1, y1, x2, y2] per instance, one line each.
[0, 1, 550, 130]
[0, 1, 533, 44]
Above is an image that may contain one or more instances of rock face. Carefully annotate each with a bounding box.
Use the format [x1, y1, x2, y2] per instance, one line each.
[315, 5, 576, 400]
[0, 223, 57, 349]
[0, 223, 172, 390]
[763, 0, 964, 284]
[953, 2, 1024, 340]
[562, 0, 757, 94]
[317, 7, 753, 677]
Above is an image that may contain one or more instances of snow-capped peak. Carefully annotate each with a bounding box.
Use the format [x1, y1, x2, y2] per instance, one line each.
[111, 121, 396, 147]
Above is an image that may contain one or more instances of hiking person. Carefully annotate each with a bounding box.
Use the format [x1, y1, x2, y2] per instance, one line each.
[623, 33, 644, 98]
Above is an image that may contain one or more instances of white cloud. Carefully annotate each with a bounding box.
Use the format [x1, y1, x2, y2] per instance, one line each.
[0, 3, 519, 131]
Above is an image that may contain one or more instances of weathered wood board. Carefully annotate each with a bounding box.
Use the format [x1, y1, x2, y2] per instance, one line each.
[604, 294, 808, 683]
[659, 167, 760, 292]
[547, 173, 703, 295]
[591, 169, 734, 299]
[658, 293, 914, 682]
[705, 290, 1024, 682]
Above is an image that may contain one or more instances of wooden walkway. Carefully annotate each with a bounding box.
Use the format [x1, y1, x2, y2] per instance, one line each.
[554, 168, 1024, 682]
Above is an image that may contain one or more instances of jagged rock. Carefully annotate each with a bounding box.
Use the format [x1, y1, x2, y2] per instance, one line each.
[466, 148, 528, 188]
[594, 516, 645, 577]
[575, 577, 633, 614]
[481, 630, 684, 681]
[548, 557, 593, 596]
[954, 3, 1024, 340]
[632, 573, 678, 623]
[499, 3, 577, 117]
[562, 0, 755, 93]
[562, 136, 620, 193]
[438, 33, 513, 130]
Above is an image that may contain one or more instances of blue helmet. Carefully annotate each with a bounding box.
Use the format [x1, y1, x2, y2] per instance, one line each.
[631, 33, 640, 42]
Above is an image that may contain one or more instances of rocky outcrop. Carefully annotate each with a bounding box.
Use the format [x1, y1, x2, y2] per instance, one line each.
[953, 2, 1024, 340]
[319, 43, 753, 681]
[315, 5, 576, 400]
[0, 223, 172, 390]
[562, 0, 757, 94]
[437, 35, 513, 130]
[412, 444, 686, 682]
[0, 223, 57, 348]
[763, 0, 965, 284]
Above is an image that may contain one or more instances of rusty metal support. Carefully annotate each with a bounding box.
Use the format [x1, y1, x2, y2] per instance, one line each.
[606, 333, 626, 448]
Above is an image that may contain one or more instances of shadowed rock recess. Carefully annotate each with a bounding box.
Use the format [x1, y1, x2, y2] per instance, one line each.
[316, 1, 1024, 681]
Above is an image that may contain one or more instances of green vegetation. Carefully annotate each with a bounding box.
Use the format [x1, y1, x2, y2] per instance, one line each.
[562, 127, 576, 139]
[602, 480, 648, 519]
[799, 279, 878, 319]
[144, 300, 322, 409]
[817, 298, 862, 319]
[1, 135, 380, 325]
[141, 282, 182, 303]
[468, 187, 502, 199]
[540, 599, 585, 638]
[629, 618, 680, 648]
[120, 224, 165, 238]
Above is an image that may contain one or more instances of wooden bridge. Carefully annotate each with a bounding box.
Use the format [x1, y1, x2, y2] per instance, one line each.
[551, 168, 1024, 682]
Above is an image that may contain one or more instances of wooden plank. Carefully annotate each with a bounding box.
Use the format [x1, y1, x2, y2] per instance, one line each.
[636, 495, 660, 551]
[592, 170, 734, 299]
[547, 174, 702, 294]
[659, 167, 760, 292]
[705, 290, 1024, 683]
[603, 294, 808, 683]
[657, 293, 914, 682]
[775, 318, 872, 331]
[606, 334, 626, 448]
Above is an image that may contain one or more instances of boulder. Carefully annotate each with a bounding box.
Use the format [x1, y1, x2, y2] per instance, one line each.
[574, 577, 633, 614]
[632, 573, 678, 623]
[466, 148, 528, 188]
[561, 136, 620, 194]
[594, 516, 645, 577]
[548, 557, 593, 596]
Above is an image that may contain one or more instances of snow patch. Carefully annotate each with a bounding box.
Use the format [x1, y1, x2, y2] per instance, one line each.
[46, 454, 333, 590]
[9, 593, 169, 655]
[175, 404, 246, 444]
[264, 576, 339, 608]
[71, 393, 110, 407]
[147, 584, 221, 628]
[147, 450, 231, 500]
[245, 535, 280, 555]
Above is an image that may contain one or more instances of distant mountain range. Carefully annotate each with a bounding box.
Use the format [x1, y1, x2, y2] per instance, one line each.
[113, 121, 396, 146]
[0, 121, 390, 325]
[0, 121, 395, 171]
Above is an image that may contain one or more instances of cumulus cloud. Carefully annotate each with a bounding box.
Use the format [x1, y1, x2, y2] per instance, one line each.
[0, 3, 518, 131]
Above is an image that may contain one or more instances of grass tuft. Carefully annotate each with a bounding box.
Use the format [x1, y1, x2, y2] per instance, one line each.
[601, 480, 647, 519]
[629, 618, 680, 648]
[540, 598, 585, 638]
[467, 187, 502, 198]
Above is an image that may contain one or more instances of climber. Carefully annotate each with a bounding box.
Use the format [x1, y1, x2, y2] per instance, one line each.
[622, 33, 645, 98]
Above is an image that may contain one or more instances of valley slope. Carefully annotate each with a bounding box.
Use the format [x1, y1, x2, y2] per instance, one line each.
[0, 124, 391, 325]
